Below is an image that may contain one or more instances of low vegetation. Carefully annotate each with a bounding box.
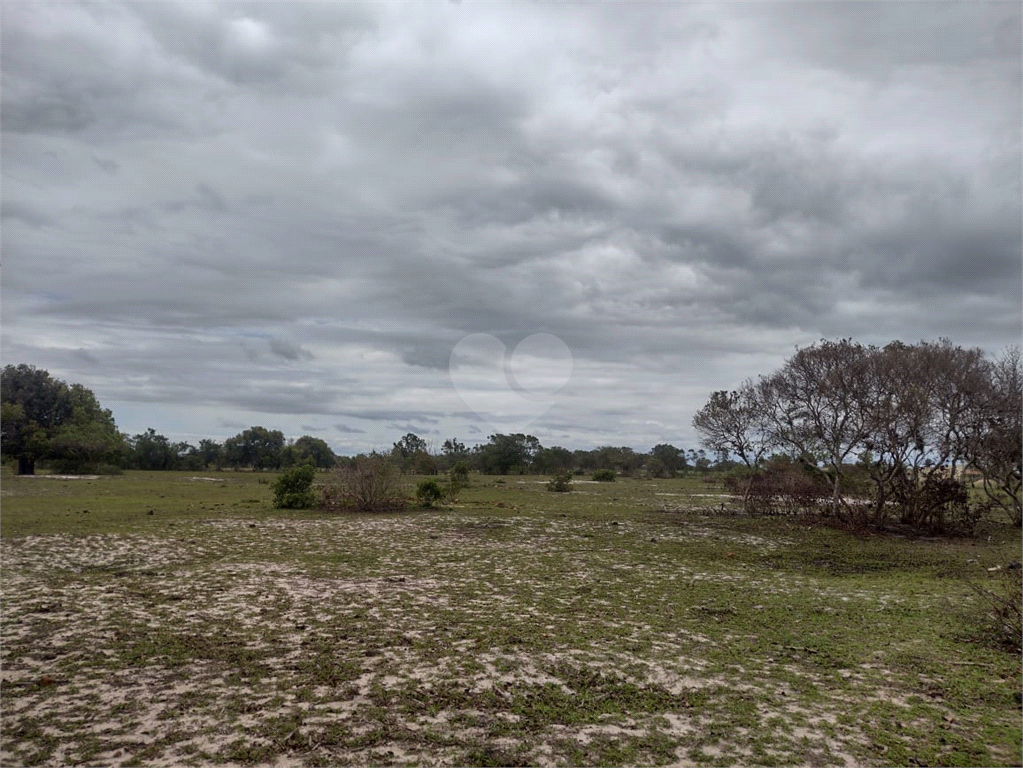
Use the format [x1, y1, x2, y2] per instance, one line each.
[320, 455, 407, 513]
[961, 566, 1023, 653]
[271, 463, 317, 509]
[1, 468, 1019, 767]
[547, 471, 573, 492]
[415, 478, 444, 508]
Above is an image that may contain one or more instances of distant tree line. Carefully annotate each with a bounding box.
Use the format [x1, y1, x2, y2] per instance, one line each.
[121, 427, 337, 472]
[15, 335, 1016, 535]
[2, 365, 715, 478]
[383, 432, 705, 478]
[0, 365, 338, 474]
[692, 339, 1022, 531]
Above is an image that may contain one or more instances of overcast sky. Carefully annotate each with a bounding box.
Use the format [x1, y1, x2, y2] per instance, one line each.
[2, 1, 1020, 455]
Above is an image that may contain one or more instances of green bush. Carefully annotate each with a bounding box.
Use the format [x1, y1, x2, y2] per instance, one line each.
[445, 461, 471, 501]
[449, 461, 470, 485]
[416, 478, 444, 507]
[547, 472, 573, 493]
[272, 463, 317, 509]
[592, 468, 616, 482]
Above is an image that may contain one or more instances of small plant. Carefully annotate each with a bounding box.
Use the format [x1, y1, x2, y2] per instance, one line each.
[962, 566, 1022, 652]
[445, 461, 471, 502]
[271, 463, 317, 509]
[547, 471, 573, 493]
[416, 479, 444, 508]
[592, 468, 616, 482]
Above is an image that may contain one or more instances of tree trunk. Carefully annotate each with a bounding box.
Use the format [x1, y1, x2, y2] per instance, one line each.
[17, 456, 35, 475]
[829, 466, 843, 518]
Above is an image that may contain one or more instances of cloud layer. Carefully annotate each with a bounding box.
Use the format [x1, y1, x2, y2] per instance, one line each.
[3, 1, 1020, 452]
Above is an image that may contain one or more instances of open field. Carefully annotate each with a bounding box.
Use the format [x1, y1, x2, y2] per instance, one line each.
[1, 469, 1020, 767]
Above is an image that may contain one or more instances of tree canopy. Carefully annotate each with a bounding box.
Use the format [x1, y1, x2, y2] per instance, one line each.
[693, 340, 1022, 529]
[1, 364, 123, 474]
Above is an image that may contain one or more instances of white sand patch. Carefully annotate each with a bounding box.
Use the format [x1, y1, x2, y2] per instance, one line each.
[17, 475, 102, 480]
[2, 513, 1005, 768]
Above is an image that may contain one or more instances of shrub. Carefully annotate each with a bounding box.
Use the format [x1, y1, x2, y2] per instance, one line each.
[449, 461, 470, 485]
[416, 479, 444, 507]
[893, 473, 976, 535]
[644, 457, 670, 478]
[445, 461, 471, 502]
[320, 456, 407, 513]
[592, 468, 616, 482]
[411, 452, 438, 475]
[962, 566, 1022, 652]
[547, 471, 573, 493]
[272, 463, 317, 509]
[726, 467, 830, 516]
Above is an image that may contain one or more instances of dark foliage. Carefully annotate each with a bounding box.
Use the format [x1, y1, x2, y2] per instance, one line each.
[272, 463, 318, 509]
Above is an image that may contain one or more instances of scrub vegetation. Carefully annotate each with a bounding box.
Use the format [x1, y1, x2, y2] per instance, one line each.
[2, 468, 1020, 767]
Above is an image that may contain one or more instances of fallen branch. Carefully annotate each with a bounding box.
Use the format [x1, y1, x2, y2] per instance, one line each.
[776, 644, 819, 654]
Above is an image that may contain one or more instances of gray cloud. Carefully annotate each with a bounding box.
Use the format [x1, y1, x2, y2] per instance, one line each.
[2, 1, 1019, 453]
[337, 411, 443, 425]
[268, 338, 313, 361]
[334, 424, 366, 434]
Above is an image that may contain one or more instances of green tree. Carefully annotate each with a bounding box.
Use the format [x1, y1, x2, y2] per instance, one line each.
[283, 435, 336, 469]
[591, 446, 642, 476]
[224, 426, 285, 470]
[127, 428, 178, 470]
[533, 446, 574, 474]
[392, 433, 428, 458]
[442, 438, 468, 459]
[474, 433, 541, 475]
[649, 443, 688, 476]
[439, 437, 469, 471]
[1, 364, 122, 474]
[0, 402, 49, 475]
[196, 439, 224, 470]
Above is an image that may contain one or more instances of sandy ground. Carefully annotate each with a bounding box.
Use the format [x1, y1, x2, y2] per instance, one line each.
[2, 513, 1006, 767]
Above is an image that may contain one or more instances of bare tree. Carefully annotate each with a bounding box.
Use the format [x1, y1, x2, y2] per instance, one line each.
[917, 339, 990, 476]
[860, 341, 931, 525]
[965, 346, 1022, 525]
[757, 339, 876, 517]
[692, 380, 775, 502]
[708, 337, 1018, 532]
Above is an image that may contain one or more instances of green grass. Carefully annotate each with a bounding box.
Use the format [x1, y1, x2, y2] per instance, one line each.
[1, 467, 1020, 766]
